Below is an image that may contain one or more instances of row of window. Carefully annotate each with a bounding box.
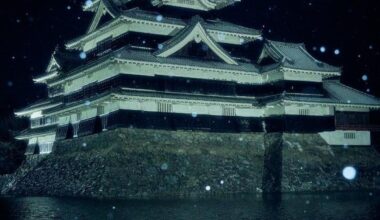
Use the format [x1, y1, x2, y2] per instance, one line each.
[157, 102, 238, 117]
[31, 116, 58, 127]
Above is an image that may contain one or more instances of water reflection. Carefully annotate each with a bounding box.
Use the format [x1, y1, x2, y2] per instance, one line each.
[0, 192, 379, 220]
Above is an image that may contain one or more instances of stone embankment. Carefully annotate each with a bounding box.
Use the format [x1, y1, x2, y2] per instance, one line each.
[1, 128, 379, 199]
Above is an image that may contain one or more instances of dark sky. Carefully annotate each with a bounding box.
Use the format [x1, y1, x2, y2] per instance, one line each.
[0, 0, 379, 117]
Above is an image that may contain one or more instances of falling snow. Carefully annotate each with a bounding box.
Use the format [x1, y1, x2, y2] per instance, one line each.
[156, 15, 163, 22]
[160, 163, 168, 171]
[343, 166, 357, 180]
[85, 0, 93, 8]
[79, 51, 87, 59]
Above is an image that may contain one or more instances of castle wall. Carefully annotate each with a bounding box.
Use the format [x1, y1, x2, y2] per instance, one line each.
[2, 129, 380, 199]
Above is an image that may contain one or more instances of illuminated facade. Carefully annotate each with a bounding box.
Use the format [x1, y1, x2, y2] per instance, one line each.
[15, 0, 380, 154]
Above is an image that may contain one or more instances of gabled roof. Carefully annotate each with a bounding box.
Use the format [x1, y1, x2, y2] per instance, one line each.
[84, 0, 241, 12]
[151, 0, 240, 11]
[123, 8, 260, 36]
[49, 46, 261, 85]
[86, 0, 121, 33]
[46, 55, 61, 73]
[155, 16, 238, 65]
[118, 47, 257, 71]
[67, 7, 261, 50]
[259, 40, 341, 73]
[34, 48, 87, 83]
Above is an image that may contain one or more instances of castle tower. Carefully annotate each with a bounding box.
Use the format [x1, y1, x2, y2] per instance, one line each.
[15, 0, 380, 154]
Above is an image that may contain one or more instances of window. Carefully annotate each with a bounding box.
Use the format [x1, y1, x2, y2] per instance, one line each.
[158, 102, 173, 113]
[299, 109, 310, 116]
[344, 132, 356, 139]
[223, 107, 236, 116]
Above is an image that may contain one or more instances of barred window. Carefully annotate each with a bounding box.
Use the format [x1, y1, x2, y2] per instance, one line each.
[223, 107, 236, 116]
[344, 132, 356, 139]
[158, 102, 173, 113]
[177, 0, 195, 5]
[299, 109, 310, 116]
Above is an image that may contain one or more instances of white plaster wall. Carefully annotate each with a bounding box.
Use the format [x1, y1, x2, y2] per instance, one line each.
[335, 106, 370, 112]
[236, 107, 264, 117]
[207, 105, 223, 115]
[104, 102, 120, 113]
[319, 130, 371, 146]
[284, 70, 322, 82]
[37, 134, 56, 143]
[285, 104, 333, 116]
[265, 105, 285, 116]
[81, 108, 97, 120]
[28, 138, 37, 145]
[140, 101, 157, 112]
[58, 115, 70, 125]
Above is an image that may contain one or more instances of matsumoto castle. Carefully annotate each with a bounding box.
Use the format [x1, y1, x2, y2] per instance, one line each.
[15, 0, 380, 154]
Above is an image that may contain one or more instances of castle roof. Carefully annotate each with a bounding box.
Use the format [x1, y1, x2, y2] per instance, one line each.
[84, 0, 241, 12]
[279, 81, 380, 108]
[66, 7, 261, 51]
[154, 16, 238, 65]
[44, 46, 262, 84]
[260, 40, 341, 73]
[323, 80, 380, 106]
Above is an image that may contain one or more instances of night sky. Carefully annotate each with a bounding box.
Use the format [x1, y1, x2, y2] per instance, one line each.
[1, 0, 379, 118]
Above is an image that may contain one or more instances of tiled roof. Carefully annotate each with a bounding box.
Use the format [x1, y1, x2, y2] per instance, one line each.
[280, 81, 380, 107]
[263, 40, 341, 73]
[123, 8, 261, 36]
[117, 47, 260, 72]
[323, 80, 380, 106]
[151, 0, 239, 10]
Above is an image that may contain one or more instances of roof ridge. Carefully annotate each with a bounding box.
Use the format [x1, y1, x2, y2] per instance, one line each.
[267, 40, 304, 47]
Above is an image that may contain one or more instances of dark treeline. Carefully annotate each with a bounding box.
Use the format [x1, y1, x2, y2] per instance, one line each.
[0, 112, 28, 175]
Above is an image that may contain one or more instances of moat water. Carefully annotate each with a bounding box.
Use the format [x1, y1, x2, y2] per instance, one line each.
[0, 192, 379, 220]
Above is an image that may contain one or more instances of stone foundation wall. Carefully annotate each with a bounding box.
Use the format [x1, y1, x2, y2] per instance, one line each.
[1, 129, 379, 199]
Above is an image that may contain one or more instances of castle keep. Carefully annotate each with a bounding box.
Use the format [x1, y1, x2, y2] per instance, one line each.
[15, 0, 380, 154]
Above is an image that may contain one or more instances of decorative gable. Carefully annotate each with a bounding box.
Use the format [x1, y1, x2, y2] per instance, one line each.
[151, 0, 240, 11]
[46, 55, 61, 73]
[155, 17, 238, 65]
[87, 0, 120, 33]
